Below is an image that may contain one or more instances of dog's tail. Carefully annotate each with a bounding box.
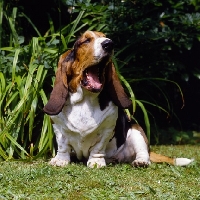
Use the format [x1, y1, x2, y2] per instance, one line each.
[150, 152, 194, 166]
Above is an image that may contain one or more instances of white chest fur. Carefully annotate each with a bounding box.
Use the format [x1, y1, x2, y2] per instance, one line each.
[51, 86, 118, 159]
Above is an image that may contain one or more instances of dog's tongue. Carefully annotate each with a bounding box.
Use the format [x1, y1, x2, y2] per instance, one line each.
[87, 67, 102, 89]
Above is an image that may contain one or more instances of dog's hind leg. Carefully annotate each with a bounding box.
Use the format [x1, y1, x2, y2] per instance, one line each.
[111, 124, 150, 167]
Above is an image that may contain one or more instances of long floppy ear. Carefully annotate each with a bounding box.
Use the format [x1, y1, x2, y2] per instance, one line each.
[43, 50, 74, 115]
[99, 62, 132, 110]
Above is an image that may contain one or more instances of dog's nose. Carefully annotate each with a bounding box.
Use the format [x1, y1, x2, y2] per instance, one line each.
[101, 39, 114, 52]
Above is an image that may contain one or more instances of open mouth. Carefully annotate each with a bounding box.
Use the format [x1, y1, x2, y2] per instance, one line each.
[81, 64, 104, 93]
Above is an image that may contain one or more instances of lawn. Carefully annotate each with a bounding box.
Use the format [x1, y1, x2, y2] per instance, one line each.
[0, 145, 199, 200]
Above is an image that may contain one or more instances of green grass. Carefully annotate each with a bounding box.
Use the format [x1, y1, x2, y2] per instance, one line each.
[0, 145, 199, 199]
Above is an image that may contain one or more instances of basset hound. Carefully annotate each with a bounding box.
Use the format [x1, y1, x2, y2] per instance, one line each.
[43, 31, 193, 168]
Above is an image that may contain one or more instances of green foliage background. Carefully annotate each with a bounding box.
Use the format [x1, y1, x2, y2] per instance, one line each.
[0, 0, 200, 160]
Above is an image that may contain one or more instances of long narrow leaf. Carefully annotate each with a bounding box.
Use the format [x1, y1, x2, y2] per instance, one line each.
[0, 0, 3, 48]
[28, 97, 38, 141]
[0, 82, 13, 111]
[112, 58, 136, 114]
[128, 78, 185, 109]
[21, 12, 41, 37]
[4, 91, 18, 109]
[139, 100, 170, 116]
[65, 11, 85, 45]
[0, 72, 5, 98]
[0, 145, 8, 160]
[135, 100, 150, 142]
[12, 48, 20, 82]
[5, 132, 30, 157]
[8, 8, 19, 47]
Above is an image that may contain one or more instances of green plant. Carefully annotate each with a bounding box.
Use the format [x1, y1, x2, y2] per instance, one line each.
[0, 2, 115, 160]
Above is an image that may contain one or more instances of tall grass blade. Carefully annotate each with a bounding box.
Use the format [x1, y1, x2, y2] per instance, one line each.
[61, 34, 67, 50]
[28, 96, 38, 141]
[112, 58, 136, 114]
[4, 91, 18, 109]
[65, 11, 85, 45]
[0, 0, 3, 48]
[135, 100, 150, 142]
[12, 48, 20, 82]
[129, 78, 185, 109]
[0, 145, 8, 160]
[8, 7, 19, 47]
[48, 15, 55, 34]
[5, 132, 29, 158]
[0, 72, 6, 107]
[147, 80, 171, 111]
[21, 12, 41, 37]
[39, 89, 54, 157]
[139, 100, 170, 116]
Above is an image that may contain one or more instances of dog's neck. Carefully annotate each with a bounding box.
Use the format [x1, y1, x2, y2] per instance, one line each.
[69, 85, 100, 105]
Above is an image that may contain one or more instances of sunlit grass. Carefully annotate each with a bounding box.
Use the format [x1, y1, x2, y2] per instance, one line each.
[0, 145, 199, 199]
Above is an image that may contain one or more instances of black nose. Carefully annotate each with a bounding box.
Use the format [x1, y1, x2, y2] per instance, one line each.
[101, 39, 114, 52]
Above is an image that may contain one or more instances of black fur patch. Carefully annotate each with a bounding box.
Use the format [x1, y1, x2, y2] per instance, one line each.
[114, 108, 131, 148]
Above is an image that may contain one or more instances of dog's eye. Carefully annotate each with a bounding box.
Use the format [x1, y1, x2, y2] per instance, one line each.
[83, 38, 91, 44]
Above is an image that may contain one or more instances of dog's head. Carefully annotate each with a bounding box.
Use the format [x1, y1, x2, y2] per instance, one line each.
[43, 31, 132, 115]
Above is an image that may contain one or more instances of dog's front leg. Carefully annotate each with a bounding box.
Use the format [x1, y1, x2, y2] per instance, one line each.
[87, 153, 106, 168]
[87, 129, 115, 168]
[49, 124, 71, 167]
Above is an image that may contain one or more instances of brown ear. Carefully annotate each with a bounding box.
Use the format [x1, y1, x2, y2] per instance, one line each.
[99, 62, 132, 110]
[43, 50, 74, 115]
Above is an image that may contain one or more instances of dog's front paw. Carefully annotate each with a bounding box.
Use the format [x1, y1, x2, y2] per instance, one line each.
[49, 157, 70, 167]
[132, 159, 150, 168]
[87, 154, 106, 168]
